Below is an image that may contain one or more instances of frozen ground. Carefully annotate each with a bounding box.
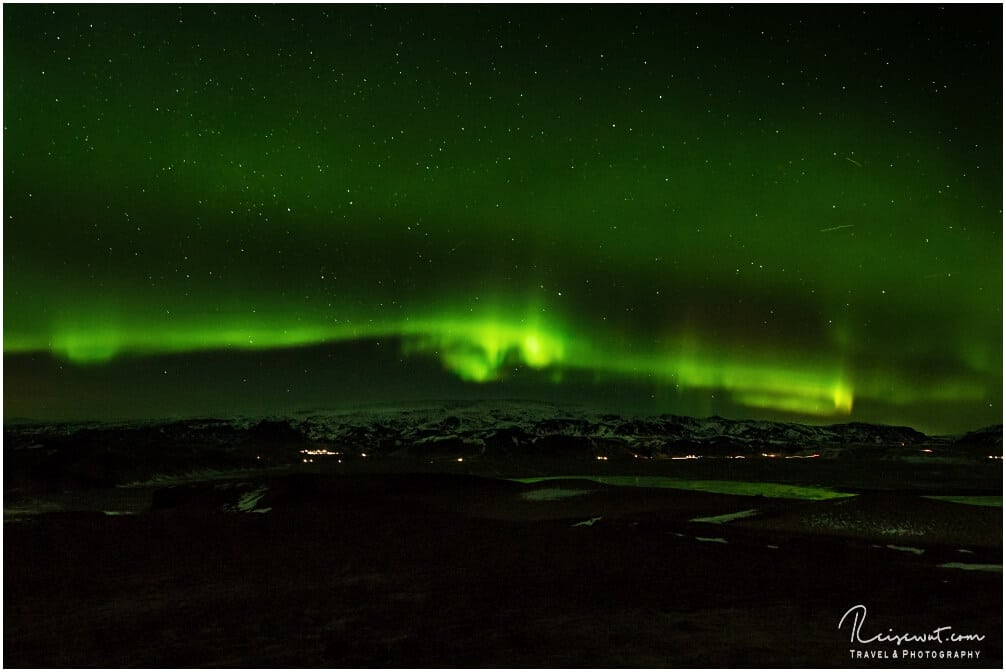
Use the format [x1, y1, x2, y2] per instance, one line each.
[4, 403, 1002, 667]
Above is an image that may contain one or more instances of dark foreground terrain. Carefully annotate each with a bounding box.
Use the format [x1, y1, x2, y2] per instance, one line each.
[4, 405, 1002, 667]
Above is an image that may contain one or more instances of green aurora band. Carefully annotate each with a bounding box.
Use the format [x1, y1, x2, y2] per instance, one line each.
[0, 304, 957, 419]
[3, 5, 1002, 430]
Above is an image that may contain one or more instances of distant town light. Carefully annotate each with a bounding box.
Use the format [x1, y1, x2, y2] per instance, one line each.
[300, 448, 339, 456]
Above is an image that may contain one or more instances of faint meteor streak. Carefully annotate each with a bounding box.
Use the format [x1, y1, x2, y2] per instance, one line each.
[819, 224, 855, 233]
[844, 156, 862, 167]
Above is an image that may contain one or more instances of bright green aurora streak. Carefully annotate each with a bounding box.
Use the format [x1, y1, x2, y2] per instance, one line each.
[3, 5, 1001, 431]
[8, 309, 855, 416]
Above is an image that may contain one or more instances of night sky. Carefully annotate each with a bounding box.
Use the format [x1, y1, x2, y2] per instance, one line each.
[3, 4, 1002, 433]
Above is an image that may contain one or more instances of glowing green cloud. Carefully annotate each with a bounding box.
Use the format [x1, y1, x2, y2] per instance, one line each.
[400, 320, 565, 382]
[7, 308, 861, 417]
[2, 5, 1000, 431]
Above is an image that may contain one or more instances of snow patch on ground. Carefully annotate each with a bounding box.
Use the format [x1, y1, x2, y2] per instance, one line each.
[229, 486, 271, 513]
[513, 476, 853, 500]
[923, 495, 1002, 508]
[520, 487, 592, 502]
[123, 468, 278, 487]
[807, 513, 929, 538]
[938, 562, 1001, 573]
[885, 544, 925, 555]
[4, 500, 62, 521]
[690, 509, 760, 524]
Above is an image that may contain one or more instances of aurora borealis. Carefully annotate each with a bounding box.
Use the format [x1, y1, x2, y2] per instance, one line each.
[3, 4, 1002, 432]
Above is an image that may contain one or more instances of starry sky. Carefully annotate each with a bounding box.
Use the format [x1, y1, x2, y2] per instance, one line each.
[3, 4, 1002, 432]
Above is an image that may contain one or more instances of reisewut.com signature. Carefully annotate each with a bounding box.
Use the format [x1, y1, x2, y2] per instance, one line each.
[838, 604, 985, 662]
